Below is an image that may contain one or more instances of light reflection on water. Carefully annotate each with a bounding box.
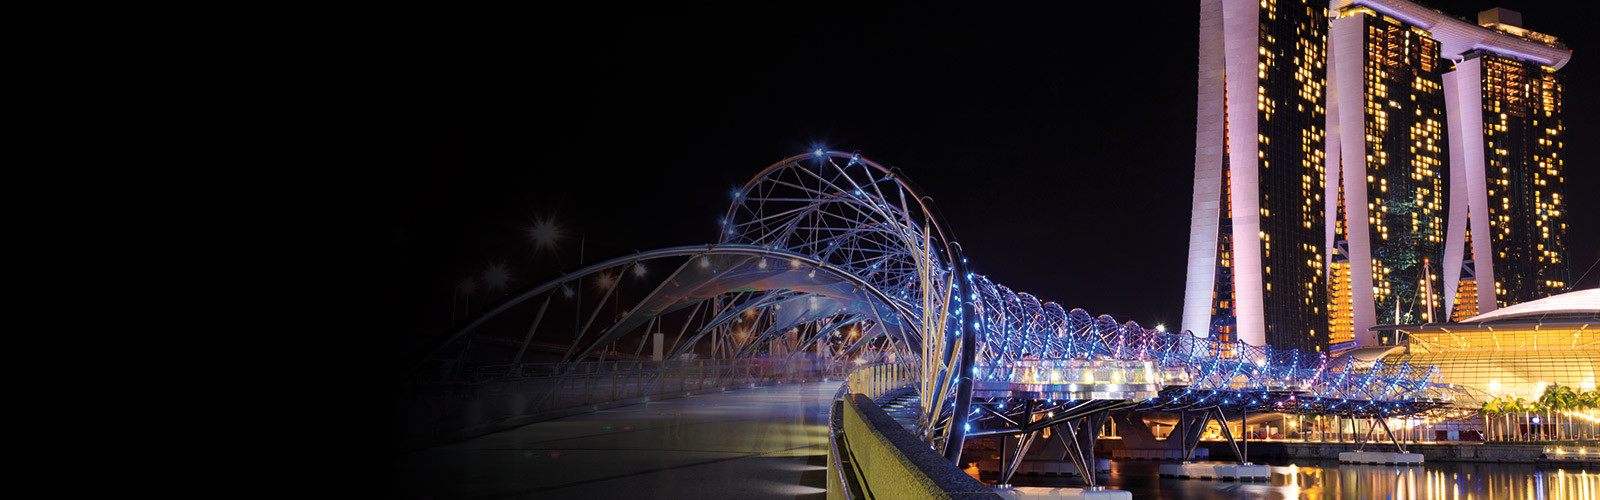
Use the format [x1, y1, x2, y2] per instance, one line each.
[1084, 460, 1600, 499]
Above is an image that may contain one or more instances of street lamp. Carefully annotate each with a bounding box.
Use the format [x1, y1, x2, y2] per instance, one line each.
[526, 216, 562, 254]
[454, 276, 479, 323]
[482, 261, 515, 296]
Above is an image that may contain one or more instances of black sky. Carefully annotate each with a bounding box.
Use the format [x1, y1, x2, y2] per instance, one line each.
[387, 1, 1599, 361]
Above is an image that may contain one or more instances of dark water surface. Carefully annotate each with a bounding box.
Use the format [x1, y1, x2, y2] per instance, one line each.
[1010, 459, 1599, 499]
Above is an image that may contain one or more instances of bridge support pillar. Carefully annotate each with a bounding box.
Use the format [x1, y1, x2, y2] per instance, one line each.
[1377, 413, 1408, 454]
[1052, 412, 1110, 488]
[1212, 407, 1245, 464]
[1179, 411, 1210, 462]
[997, 429, 1040, 487]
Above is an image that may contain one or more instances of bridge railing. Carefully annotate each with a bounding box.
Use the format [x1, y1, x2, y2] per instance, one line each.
[842, 361, 916, 401]
[829, 360, 998, 500]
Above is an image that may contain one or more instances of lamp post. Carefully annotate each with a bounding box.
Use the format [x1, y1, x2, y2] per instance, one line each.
[454, 276, 479, 324]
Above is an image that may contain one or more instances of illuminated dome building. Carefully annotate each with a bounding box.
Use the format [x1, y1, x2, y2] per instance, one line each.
[1371, 288, 1598, 401]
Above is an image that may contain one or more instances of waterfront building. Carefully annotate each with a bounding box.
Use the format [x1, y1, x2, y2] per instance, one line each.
[1182, 0, 1331, 352]
[1327, 1, 1571, 346]
[1439, 8, 1572, 323]
[1186, 0, 1573, 351]
[1373, 288, 1598, 401]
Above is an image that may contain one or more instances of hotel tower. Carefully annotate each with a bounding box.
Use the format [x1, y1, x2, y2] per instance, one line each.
[1183, 0, 1571, 351]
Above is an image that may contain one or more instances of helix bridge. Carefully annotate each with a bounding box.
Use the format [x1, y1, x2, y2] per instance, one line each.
[407, 150, 1460, 486]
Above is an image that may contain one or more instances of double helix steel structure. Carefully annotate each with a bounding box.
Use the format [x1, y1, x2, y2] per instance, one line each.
[967, 278, 1453, 415]
[962, 274, 1454, 484]
[407, 151, 1455, 468]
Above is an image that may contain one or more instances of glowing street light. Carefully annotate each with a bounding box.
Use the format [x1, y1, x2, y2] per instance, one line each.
[482, 261, 514, 295]
[526, 217, 562, 253]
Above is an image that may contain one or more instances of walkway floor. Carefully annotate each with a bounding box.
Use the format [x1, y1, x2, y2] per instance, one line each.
[385, 381, 839, 499]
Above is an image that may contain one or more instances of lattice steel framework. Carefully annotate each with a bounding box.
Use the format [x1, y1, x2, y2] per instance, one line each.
[409, 150, 1454, 465]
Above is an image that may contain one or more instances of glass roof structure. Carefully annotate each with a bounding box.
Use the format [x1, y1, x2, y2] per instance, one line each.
[1374, 288, 1598, 402]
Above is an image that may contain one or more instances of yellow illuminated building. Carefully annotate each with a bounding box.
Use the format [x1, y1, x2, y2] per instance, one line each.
[1451, 278, 1479, 322]
[1377, 288, 1598, 401]
[1329, 257, 1354, 346]
[1450, 227, 1479, 322]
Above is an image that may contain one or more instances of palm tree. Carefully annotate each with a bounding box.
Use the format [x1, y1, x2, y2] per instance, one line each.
[1533, 398, 1551, 442]
[1555, 385, 1577, 441]
[1510, 398, 1528, 441]
[1489, 396, 1515, 442]
[1590, 390, 1600, 440]
[1581, 390, 1600, 440]
[1539, 386, 1559, 441]
[1499, 396, 1513, 442]
[1479, 400, 1494, 442]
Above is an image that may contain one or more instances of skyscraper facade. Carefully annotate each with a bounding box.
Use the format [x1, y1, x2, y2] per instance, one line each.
[1324, 2, 1451, 345]
[1183, 0, 1330, 353]
[1185, 0, 1571, 351]
[1439, 29, 1572, 321]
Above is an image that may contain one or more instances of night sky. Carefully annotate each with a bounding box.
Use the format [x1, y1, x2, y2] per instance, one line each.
[387, 1, 1599, 362]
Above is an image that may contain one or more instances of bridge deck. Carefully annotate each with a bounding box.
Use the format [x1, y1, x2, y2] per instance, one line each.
[385, 381, 839, 499]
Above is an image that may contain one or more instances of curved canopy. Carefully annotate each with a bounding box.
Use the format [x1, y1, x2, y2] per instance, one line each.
[1464, 288, 1600, 323]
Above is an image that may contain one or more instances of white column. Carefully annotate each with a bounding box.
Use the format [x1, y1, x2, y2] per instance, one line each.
[1329, 13, 1378, 346]
[1441, 69, 1469, 318]
[1223, 0, 1265, 347]
[1324, 27, 1343, 281]
[1182, 0, 1229, 338]
[1445, 58, 1497, 316]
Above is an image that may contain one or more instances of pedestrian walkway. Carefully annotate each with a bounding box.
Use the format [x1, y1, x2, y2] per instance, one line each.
[385, 381, 840, 499]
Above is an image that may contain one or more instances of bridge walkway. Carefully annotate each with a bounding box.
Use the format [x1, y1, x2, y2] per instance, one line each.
[384, 381, 838, 500]
[877, 389, 923, 432]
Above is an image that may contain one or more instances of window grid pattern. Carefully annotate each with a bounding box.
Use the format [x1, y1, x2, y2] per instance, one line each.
[1255, 0, 1328, 353]
[1360, 17, 1448, 326]
[1479, 54, 1568, 306]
